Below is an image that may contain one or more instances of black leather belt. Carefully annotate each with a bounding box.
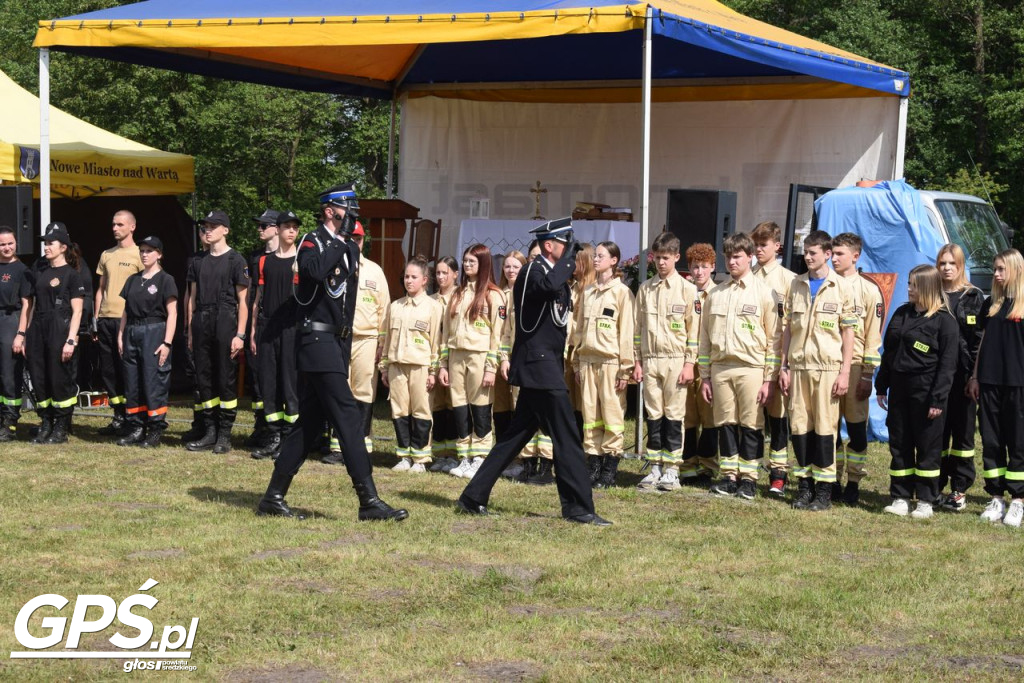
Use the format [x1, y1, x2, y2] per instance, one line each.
[302, 320, 351, 339]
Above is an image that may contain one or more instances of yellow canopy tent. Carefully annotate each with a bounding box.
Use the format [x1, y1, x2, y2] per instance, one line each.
[0, 69, 194, 199]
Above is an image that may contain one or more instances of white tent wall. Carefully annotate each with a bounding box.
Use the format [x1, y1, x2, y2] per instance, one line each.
[398, 95, 900, 257]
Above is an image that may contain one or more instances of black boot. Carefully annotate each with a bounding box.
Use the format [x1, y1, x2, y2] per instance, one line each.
[808, 481, 833, 511]
[516, 457, 538, 483]
[353, 478, 409, 522]
[140, 424, 166, 449]
[587, 455, 603, 485]
[843, 481, 860, 506]
[180, 411, 203, 442]
[98, 405, 126, 436]
[244, 410, 268, 448]
[185, 412, 217, 451]
[831, 481, 844, 501]
[595, 456, 620, 489]
[791, 478, 814, 509]
[213, 429, 232, 454]
[526, 459, 555, 486]
[44, 415, 70, 444]
[251, 431, 281, 460]
[33, 412, 54, 444]
[117, 421, 146, 447]
[257, 470, 303, 518]
[0, 414, 12, 442]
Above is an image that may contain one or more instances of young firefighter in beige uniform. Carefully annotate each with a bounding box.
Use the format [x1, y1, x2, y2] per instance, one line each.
[428, 256, 459, 472]
[751, 221, 797, 496]
[349, 222, 389, 450]
[380, 256, 444, 473]
[701, 232, 782, 500]
[679, 243, 720, 488]
[574, 241, 636, 489]
[438, 244, 506, 480]
[831, 232, 884, 506]
[779, 230, 856, 511]
[633, 233, 698, 491]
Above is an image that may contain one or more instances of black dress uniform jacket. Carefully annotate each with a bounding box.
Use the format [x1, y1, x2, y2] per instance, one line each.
[294, 224, 361, 373]
[507, 253, 576, 390]
[947, 286, 986, 376]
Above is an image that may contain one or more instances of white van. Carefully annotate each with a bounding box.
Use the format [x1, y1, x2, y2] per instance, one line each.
[918, 191, 1011, 292]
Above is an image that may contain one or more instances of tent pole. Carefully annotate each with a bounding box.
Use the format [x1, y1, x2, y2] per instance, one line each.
[386, 98, 397, 197]
[635, 6, 653, 458]
[893, 96, 908, 180]
[39, 48, 51, 233]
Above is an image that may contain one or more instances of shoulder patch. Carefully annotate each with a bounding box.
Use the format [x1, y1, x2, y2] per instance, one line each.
[498, 305, 507, 320]
[694, 300, 702, 315]
[875, 303, 883, 319]
[776, 302, 784, 318]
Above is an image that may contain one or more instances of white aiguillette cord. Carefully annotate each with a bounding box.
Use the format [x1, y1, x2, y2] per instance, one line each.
[518, 260, 570, 334]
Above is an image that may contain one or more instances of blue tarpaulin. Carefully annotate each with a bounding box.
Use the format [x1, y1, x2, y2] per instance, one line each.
[816, 180, 946, 442]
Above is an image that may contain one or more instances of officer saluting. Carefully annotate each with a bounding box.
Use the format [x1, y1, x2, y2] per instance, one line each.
[257, 183, 407, 522]
[456, 218, 612, 525]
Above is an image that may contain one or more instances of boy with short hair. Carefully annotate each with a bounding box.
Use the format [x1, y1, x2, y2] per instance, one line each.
[633, 232, 699, 491]
[699, 232, 781, 499]
[830, 232, 884, 505]
[750, 220, 797, 495]
[679, 242, 720, 487]
[779, 230, 856, 511]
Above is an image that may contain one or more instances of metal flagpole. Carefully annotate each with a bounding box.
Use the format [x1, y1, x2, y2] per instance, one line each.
[894, 96, 908, 179]
[634, 6, 653, 458]
[39, 49, 51, 234]
[386, 98, 397, 197]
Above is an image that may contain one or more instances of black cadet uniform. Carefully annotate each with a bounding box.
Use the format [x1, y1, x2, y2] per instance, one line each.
[245, 209, 280, 447]
[458, 218, 609, 525]
[976, 297, 1024, 500]
[185, 242, 249, 452]
[251, 239, 300, 459]
[119, 262, 177, 446]
[876, 302, 958, 503]
[938, 285, 985, 497]
[0, 258, 33, 438]
[28, 233, 87, 444]
[257, 183, 407, 522]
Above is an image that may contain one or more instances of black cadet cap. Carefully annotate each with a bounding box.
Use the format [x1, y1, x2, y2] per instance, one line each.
[253, 209, 280, 226]
[319, 182, 359, 212]
[276, 210, 301, 226]
[42, 222, 72, 246]
[529, 217, 574, 243]
[139, 235, 164, 252]
[198, 209, 230, 228]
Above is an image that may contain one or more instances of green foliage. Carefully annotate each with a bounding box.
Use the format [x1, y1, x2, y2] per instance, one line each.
[931, 167, 1009, 205]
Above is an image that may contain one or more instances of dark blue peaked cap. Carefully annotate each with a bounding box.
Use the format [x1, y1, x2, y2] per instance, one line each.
[319, 182, 358, 208]
[530, 217, 574, 243]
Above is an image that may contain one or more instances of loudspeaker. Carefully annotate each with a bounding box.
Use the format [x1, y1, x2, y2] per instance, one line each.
[665, 189, 737, 275]
[0, 186, 35, 255]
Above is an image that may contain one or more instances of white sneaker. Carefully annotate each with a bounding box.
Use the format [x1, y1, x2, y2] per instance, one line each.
[464, 457, 483, 480]
[637, 465, 662, 490]
[910, 501, 934, 519]
[439, 456, 459, 473]
[449, 458, 471, 478]
[980, 497, 1007, 522]
[392, 457, 412, 472]
[1002, 499, 1024, 527]
[502, 462, 524, 479]
[883, 498, 910, 516]
[657, 468, 682, 491]
[409, 462, 427, 474]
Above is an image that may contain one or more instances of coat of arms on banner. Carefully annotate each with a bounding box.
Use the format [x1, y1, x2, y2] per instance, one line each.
[19, 147, 40, 180]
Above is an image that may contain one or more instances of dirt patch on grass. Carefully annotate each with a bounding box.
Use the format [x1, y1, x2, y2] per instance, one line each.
[507, 604, 601, 617]
[845, 646, 1024, 675]
[250, 535, 369, 562]
[282, 579, 336, 594]
[53, 524, 84, 531]
[460, 660, 543, 681]
[250, 548, 308, 561]
[319, 534, 370, 549]
[221, 665, 342, 682]
[127, 548, 184, 560]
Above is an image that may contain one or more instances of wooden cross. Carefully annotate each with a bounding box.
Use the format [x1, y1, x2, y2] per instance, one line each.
[530, 180, 547, 220]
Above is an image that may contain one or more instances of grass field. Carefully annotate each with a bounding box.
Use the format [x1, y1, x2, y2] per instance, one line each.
[2, 404, 1023, 682]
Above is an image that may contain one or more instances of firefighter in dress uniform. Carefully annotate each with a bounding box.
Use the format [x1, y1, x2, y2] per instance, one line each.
[257, 183, 407, 522]
[456, 218, 611, 525]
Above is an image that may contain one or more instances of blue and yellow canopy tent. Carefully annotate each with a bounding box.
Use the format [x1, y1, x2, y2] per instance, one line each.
[34, 0, 910, 235]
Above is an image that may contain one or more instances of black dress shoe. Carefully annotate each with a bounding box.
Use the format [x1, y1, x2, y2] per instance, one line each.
[565, 513, 613, 527]
[455, 497, 493, 516]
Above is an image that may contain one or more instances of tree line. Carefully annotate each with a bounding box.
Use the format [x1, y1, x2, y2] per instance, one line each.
[0, 0, 1020, 254]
